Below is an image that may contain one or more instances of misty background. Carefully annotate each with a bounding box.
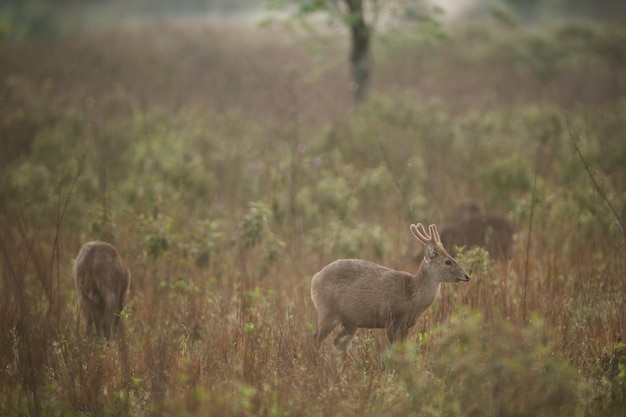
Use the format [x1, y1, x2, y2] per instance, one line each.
[2, 0, 625, 39]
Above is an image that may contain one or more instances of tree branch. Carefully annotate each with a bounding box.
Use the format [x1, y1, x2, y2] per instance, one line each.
[566, 116, 626, 244]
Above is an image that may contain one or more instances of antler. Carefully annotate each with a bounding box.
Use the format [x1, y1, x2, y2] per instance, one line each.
[411, 223, 432, 244]
[429, 224, 442, 245]
[410, 223, 442, 245]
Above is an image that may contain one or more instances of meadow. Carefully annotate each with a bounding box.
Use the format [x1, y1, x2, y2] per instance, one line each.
[1, 14, 625, 416]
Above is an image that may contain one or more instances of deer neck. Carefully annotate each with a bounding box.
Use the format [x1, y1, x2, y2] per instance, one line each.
[412, 263, 441, 308]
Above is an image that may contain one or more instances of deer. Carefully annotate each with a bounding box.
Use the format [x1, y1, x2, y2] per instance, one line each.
[311, 223, 470, 351]
[411, 203, 517, 262]
[444, 201, 483, 225]
[73, 241, 130, 341]
[440, 202, 517, 261]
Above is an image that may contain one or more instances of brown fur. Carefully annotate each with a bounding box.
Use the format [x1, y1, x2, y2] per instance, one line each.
[441, 203, 516, 260]
[444, 201, 483, 225]
[73, 241, 130, 340]
[311, 223, 470, 351]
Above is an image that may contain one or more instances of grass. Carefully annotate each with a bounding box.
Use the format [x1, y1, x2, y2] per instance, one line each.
[1, 16, 625, 416]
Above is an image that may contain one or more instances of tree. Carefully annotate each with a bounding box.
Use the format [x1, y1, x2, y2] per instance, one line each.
[267, 0, 443, 106]
[346, 0, 371, 105]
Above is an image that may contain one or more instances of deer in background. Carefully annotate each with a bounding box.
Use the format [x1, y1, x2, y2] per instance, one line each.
[311, 223, 470, 351]
[440, 202, 517, 261]
[73, 241, 130, 341]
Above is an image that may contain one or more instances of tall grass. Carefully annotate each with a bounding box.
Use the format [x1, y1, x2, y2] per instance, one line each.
[1, 18, 625, 416]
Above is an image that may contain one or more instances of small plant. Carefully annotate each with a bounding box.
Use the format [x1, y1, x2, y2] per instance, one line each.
[241, 201, 272, 249]
[477, 155, 533, 209]
[240, 201, 285, 280]
[590, 342, 626, 416]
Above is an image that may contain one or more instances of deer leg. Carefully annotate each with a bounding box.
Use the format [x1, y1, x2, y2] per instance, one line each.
[103, 320, 112, 341]
[93, 312, 106, 339]
[334, 324, 357, 352]
[314, 313, 338, 348]
[85, 315, 95, 337]
[386, 321, 410, 344]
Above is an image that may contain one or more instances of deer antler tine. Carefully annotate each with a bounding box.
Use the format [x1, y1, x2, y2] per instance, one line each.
[429, 224, 441, 244]
[417, 223, 432, 241]
[410, 224, 425, 243]
[410, 224, 425, 242]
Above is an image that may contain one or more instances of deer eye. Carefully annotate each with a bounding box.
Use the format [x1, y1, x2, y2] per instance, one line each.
[445, 259, 452, 266]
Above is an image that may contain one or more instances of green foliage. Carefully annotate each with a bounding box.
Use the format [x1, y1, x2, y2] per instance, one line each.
[186, 219, 225, 269]
[315, 176, 358, 220]
[391, 312, 581, 417]
[137, 213, 172, 261]
[584, 343, 626, 416]
[309, 218, 389, 260]
[515, 31, 569, 82]
[455, 246, 493, 277]
[477, 155, 533, 209]
[0, 96, 89, 229]
[240, 201, 286, 279]
[443, 313, 579, 416]
[0, 0, 65, 39]
[242, 201, 273, 249]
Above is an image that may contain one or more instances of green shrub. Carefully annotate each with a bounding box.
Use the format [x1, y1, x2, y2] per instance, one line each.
[477, 155, 533, 209]
[391, 312, 581, 417]
[309, 218, 389, 260]
[589, 342, 626, 416]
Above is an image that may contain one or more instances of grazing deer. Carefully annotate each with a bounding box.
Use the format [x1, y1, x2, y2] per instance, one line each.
[73, 241, 130, 341]
[311, 223, 470, 351]
[440, 203, 516, 261]
[444, 201, 483, 225]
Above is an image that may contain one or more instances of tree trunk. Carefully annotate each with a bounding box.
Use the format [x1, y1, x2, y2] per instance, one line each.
[346, 0, 371, 105]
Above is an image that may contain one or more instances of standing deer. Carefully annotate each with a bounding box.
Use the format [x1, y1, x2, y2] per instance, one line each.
[73, 241, 130, 341]
[311, 223, 470, 351]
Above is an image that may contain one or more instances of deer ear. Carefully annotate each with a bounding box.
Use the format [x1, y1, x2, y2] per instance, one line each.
[426, 243, 436, 259]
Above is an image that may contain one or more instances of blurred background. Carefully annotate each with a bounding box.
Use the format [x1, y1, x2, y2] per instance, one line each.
[1, 0, 625, 38]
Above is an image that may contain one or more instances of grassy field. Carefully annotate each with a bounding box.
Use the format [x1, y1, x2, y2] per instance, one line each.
[1, 15, 625, 416]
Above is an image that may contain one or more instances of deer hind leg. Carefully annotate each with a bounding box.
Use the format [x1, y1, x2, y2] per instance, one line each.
[386, 321, 411, 344]
[103, 314, 114, 341]
[111, 313, 122, 341]
[333, 324, 357, 352]
[90, 301, 108, 339]
[85, 314, 95, 337]
[314, 312, 339, 348]
[93, 313, 107, 339]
